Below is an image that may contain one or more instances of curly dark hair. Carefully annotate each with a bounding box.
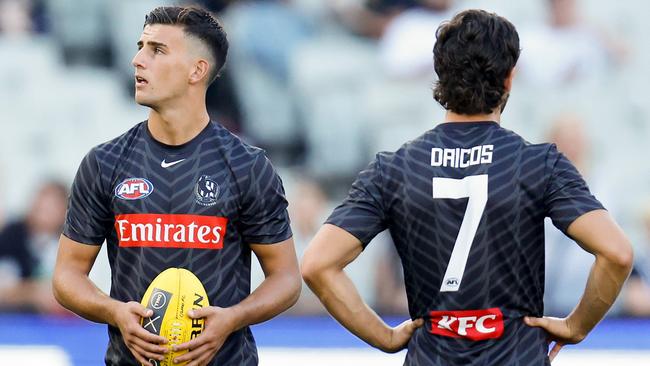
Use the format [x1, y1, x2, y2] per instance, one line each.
[433, 9, 520, 115]
[144, 6, 229, 84]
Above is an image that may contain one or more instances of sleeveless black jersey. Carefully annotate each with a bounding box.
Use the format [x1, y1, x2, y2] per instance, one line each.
[327, 121, 603, 365]
[63, 121, 292, 366]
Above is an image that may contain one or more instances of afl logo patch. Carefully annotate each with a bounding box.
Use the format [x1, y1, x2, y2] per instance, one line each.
[115, 178, 154, 200]
[195, 175, 219, 206]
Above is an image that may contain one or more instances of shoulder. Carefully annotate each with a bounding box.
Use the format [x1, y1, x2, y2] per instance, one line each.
[492, 125, 557, 159]
[210, 123, 270, 170]
[74, 122, 146, 194]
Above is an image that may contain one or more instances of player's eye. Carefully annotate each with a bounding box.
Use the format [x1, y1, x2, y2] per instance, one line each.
[154, 47, 163, 54]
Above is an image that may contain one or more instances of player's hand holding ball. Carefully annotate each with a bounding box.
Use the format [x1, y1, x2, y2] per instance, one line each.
[172, 306, 241, 365]
[112, 301, 169, 364]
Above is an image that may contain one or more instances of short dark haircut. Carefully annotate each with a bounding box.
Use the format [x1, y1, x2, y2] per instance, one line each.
[433, 9, 520, 115]
[144, 6, 229, 84]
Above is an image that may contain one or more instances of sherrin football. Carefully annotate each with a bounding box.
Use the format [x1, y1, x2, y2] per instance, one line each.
[140, 268, 209, 366]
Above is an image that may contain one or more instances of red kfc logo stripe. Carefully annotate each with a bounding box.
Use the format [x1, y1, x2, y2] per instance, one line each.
[429, 307, 504, 341]
[115, 214, 227, 249]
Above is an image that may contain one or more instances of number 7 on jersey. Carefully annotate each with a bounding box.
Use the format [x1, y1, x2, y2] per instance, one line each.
[433, 175, 488, 292]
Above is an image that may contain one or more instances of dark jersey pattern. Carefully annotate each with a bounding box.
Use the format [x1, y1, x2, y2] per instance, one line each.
[327, 121, 603, 365]
[63, 121, 292, 366]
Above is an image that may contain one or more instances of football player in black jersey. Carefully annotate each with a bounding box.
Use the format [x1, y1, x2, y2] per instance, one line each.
[302, 9, 633, 365]
[53, 6, 300, 366]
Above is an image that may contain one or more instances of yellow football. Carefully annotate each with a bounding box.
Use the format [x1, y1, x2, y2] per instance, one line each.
[140, 268, 209, 366]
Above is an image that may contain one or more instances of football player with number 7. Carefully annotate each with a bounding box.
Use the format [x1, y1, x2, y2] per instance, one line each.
[301, 9, 633, 365]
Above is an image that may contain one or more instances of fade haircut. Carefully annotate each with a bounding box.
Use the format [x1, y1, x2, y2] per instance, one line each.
[433, 9, 520, 115]
[144, 6, 229, 85]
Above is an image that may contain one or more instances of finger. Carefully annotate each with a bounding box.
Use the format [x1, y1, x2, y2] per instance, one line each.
[129, 302, 154, 318]
[411, 318, 424, 329]
[173, 334, 207, 352]
[130, 335, 169, 355]
[127, 343, 155, 365]
[188, 306, 212, 319]
[174, 343, 212, 364]
[186, 347, 218, 366]
[549, 342, 564, 362]
[133, 325, 168, 345]
[186, 349, 216, 366]
[131, 342, 165, 363]
[524, 316, 547, 329]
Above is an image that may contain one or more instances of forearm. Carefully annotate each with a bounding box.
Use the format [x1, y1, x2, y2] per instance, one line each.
[227, 270, 300, 331]
[53, 268, 120, 325]
[304, 268, 392, 350]
[567, 254, 632, 338]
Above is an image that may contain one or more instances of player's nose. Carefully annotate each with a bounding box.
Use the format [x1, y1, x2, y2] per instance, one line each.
[132, 50, 146, 69]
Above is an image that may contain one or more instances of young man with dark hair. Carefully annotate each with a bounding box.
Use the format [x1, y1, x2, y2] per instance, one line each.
[52, 6, 300, 366]
[302, 9, 633, 365]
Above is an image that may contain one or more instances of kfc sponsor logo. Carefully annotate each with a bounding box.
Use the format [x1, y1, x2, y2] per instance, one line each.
[115, 214, 227, 249]
[115, 178, 153, 200]
[429, 308, 503, 341]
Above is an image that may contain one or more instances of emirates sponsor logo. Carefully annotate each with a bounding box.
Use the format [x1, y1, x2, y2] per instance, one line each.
[114, 214, 227, 249]
[428, 307, 504, 341]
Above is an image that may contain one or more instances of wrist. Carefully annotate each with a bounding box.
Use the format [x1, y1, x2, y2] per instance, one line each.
[565, 315, 588, 342]
[105, 299, 123, 327]
[222, 305, 246, 332]
[372, 324, 394, 352]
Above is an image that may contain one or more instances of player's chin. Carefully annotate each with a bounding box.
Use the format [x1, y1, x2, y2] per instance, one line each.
[134, 95, 156, 109]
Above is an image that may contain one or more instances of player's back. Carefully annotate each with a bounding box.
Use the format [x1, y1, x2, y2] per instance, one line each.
[373, 121, 600, 365]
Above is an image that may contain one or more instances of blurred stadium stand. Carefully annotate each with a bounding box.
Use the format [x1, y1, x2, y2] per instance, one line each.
[1, 0, 650, 363]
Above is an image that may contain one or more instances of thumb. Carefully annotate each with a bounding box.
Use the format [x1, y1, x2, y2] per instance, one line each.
[132, 303, 153, 318]
[524, 316, 545, 328]
[188, 306, 210, 319]
[410, 318, 424, 330]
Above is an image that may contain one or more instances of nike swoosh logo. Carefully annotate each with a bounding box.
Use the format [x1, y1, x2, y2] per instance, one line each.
[161, 159, 185, 168]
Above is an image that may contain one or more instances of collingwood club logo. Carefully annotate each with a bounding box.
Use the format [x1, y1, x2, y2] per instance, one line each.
[195, 175, 219, 206]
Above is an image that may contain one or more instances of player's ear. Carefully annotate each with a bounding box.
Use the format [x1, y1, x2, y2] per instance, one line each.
[189, 59, 210, 85]
[504, 67, 516, 92]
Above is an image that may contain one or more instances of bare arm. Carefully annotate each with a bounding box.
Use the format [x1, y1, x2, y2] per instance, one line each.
[301, 224, 422, 353]
[525, 210, 633, 359]
[52, 235, 117, 323]
[228, 238, 302, 328]
[52, 235, 167, 364]
[174, 238, 301, 365]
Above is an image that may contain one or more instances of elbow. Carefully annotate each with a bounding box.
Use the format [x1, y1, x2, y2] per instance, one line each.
[617, 241, 634, 274]
[51, 270, 65, 306]
[300, 254, 321, 289]
[607, 238, 634, 275]
[286, 270, 302, 308]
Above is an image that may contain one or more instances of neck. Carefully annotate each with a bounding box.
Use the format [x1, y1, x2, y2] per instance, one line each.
[444, 110, 501, 124]
[147, 94, 210, 146]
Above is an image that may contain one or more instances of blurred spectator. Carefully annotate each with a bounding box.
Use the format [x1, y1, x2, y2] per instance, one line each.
[331, 0, 454, 77]
[0, 181, 68, 314]
[623, 201, 650, 317]
[286, 176, 329, 314]
[331, 0, 416, 39]
[517, 0, 626, 87]
[379, 0, 455, 78]
[228, 0, 314, 83]
[543, 113, 622, 316]
[0, 0, 33, 35]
